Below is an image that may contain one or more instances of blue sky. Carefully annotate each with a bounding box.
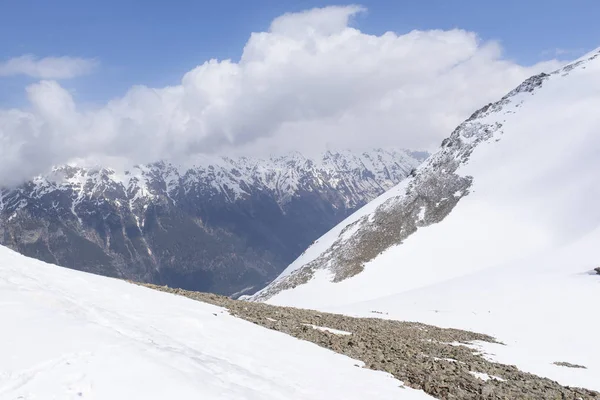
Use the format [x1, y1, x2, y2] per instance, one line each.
[0, 0, 598, 183]
[0, 0, 597, 106]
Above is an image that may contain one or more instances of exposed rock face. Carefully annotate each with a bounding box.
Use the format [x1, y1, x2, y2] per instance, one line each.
[0, 149, 424, 295]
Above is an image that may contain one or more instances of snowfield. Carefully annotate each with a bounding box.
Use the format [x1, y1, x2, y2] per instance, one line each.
[332, 225, 600, 391]
[257, 49, 600, 391]
[0, 246, 432, 399]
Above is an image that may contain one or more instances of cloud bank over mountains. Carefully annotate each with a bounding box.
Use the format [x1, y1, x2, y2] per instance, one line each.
[0, 6, 561, 185]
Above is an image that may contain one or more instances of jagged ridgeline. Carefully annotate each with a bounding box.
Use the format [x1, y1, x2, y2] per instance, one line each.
[0, 149, 425, 295]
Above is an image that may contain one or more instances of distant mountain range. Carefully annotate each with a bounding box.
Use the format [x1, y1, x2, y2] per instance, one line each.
[0, 148, 425, 295]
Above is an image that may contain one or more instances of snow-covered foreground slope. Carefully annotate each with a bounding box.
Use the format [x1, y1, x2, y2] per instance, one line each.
[333, 226, 600, 391]
[0, 246, 432, 399]
[253, 49, 600, 390]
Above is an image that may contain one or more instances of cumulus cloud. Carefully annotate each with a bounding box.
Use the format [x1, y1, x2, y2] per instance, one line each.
[0, 55, 97, 79]
[0, 5, 563, 186]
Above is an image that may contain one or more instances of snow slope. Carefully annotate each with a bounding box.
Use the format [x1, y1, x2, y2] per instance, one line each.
[334, 226, 600, 391]
[253, 49, 600, 390]
[0, 245, 432, 399]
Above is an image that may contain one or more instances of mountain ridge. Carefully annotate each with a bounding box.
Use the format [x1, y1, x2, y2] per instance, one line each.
[0, 148, 425, 295]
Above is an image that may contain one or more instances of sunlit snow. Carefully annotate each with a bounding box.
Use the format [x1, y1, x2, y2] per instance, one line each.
[0, 246, 432, 399]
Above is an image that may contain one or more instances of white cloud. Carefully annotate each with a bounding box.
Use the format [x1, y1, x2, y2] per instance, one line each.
[0, 6, 563, 186]
[0, 55, 97, 79]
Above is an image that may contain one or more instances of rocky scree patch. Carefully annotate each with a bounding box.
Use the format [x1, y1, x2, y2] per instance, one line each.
[139, 283, 599, 400]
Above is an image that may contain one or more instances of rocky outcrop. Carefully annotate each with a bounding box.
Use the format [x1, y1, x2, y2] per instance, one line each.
[554, 361, 588, 369]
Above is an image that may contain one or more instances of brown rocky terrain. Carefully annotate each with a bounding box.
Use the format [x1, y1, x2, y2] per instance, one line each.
[137, 282, 598, 400]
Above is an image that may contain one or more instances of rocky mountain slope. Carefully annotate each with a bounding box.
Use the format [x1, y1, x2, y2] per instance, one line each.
[0, 148, 424, 295]
[251, 49, 600, 391]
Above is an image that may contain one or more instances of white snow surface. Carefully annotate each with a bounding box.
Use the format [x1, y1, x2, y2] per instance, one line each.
[468, 372, 504, 383]
[259, 49, 600, 390]
[303, 325, 352, 336]
[0, 245, 433, 399]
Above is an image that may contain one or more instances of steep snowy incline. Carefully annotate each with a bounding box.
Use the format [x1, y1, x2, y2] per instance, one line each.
[253, 48, 600, 305]
[249, 49, 600, 390]
[0, 245, 431, 400]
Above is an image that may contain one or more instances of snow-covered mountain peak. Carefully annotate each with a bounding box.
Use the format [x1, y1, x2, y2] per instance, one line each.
[1, 148, 423, 214]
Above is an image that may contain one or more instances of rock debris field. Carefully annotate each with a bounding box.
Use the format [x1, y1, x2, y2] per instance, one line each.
[139, 283, 598, 400]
